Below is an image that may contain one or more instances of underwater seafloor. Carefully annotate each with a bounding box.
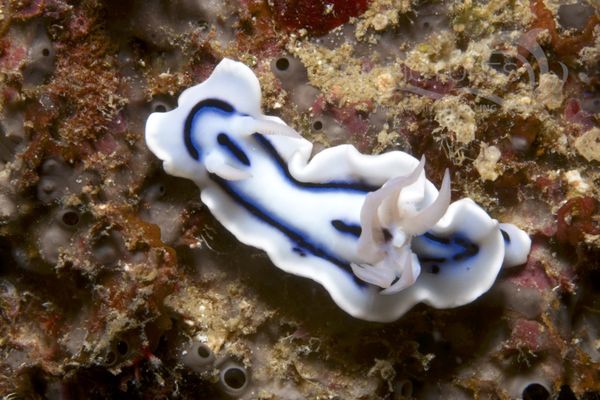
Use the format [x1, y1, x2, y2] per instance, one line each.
[0, 0, 599, 399]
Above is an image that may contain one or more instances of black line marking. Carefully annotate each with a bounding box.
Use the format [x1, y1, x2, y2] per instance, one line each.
[417, 232, 479, 267]
[331, 220, 362, 237]
[501, 229, 511, 243]
[452, 237, 478, 260]
[292, 247, 307, 257]
[460, 243, 479, 258]
[208, 172, 365, 286]
[454, 237, 470, 247]
[423, 232, 450, 245]
[452, 252, 468, 261]
[184, 99, 234, 160]
[253, 134, 378, 193]
[217, 133, 250, 166]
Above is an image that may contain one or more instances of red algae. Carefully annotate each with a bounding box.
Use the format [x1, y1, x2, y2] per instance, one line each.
[9, 0, 45, 20]
[564, 98, 596, 131]
[400, 64, 455, 99]
[270, 0, 371, 36]
[556, 197, 600, 246]
[507, 239, 553, 291]
[508, 319, 550, 354]
[530, 0, 599, 61]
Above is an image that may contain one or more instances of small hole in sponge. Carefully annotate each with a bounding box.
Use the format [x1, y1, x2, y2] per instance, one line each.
[61, 210, 80, 227]
[154, 104, 167, 113]
[223, 367, 247, 390]
[523, 383, 550, 400]
[275, 57, 290, 71]
[42, 48, 50, 57]
[196, 344, 211, 359]
[116, 340, 128, 355]
[312, 120, 323, 131]
[396, 379, 413, 398]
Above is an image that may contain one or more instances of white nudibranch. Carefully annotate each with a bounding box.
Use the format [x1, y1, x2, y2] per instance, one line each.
[145, 58, 531, 322]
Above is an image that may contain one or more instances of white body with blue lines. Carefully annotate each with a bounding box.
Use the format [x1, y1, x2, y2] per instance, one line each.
[145, 59, 531, 322]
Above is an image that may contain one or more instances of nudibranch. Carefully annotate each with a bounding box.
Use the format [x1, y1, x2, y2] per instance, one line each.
[145, 58, 531, 322]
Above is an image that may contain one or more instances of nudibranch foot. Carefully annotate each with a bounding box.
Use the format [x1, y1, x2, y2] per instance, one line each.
[145, 58, 532, 322]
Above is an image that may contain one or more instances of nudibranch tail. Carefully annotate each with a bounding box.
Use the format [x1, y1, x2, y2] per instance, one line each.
[499, 223, 532, 268]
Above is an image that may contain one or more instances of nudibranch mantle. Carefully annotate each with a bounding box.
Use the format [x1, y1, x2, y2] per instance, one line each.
[145, 58, 531, 322]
